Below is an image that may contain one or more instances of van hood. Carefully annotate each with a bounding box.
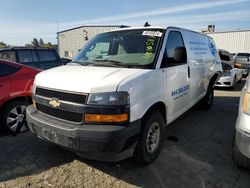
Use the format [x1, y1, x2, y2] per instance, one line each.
[35, 64, 145, 93]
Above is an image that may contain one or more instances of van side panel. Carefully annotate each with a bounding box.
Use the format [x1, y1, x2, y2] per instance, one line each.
[182, 30, 221, 105]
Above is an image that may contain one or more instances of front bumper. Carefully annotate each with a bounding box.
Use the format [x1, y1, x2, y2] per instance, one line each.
[215, 76, 233, 87]
[235, 112, 250, 158]
[26, 105, 141, 161]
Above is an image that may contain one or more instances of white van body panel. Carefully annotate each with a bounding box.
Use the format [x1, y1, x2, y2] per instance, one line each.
[118, 69, 165, 122]
[35, 65, 144, 93]
[158, 27, 221, 124]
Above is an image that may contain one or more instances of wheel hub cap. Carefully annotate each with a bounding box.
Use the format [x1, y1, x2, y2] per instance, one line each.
[146, 122, 160, 153]
[6, 105, 28, 133]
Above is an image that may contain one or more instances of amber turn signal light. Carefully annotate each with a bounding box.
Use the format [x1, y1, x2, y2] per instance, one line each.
[85, 114, 128, 123]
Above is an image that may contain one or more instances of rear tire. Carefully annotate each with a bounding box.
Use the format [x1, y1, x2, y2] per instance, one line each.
[199, 84, 214, 110]
[233, 135, 250, 169]
[133, 111, 164, 165]
[1, 100, 30, 133]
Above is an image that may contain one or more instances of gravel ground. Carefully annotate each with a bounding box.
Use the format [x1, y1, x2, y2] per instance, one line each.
[1, 82, 250, 188]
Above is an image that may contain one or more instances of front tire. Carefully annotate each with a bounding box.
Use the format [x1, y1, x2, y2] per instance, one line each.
[133, 111, 164, 165]
[1, 100, 30, 133]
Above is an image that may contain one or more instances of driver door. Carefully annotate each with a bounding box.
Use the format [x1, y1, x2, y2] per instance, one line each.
[161, 29, 190, 123]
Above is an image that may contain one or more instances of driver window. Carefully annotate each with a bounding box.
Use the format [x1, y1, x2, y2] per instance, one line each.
[161, 31, 185, 67]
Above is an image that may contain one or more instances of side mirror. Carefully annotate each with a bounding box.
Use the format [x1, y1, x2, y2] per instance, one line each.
[173, 47, 187, 63]
[60, 58, 71, 65]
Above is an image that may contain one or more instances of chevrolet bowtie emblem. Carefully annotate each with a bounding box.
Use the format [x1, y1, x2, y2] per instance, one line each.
[49, 98, 60, 108]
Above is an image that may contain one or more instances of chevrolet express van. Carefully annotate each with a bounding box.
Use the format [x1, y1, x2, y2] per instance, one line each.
[26, 26, 222, 164]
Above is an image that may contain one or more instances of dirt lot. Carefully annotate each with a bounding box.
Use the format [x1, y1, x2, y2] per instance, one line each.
[1, 83, 250, 188]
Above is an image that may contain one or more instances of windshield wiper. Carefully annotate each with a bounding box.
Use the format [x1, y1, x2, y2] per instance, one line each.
[71, 61, 93, 66]
[92, 59, 129, 68]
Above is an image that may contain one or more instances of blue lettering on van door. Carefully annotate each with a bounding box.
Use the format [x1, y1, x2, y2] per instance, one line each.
[171, 85, 190, 100]
[208, 39, 217, 57]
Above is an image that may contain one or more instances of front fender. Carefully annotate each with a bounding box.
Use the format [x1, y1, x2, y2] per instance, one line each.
[118, 70, 166, 122]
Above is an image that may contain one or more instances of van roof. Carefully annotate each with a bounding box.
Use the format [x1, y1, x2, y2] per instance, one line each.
[109, 26, 212, 39]
[111, 26, 165, 31]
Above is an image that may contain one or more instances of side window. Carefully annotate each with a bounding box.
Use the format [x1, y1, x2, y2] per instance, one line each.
[162, 31, 185, 67]
[0, 63, 20, 77]
[18, 50, 38, 63]
[37, 50, 57, 61]
[0, 51, 16, 61]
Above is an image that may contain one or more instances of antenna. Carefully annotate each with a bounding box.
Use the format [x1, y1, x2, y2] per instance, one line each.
[144, 22, 151, 27]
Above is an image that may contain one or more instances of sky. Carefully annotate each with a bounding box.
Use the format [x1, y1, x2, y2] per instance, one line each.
[0, 0, 250, 46]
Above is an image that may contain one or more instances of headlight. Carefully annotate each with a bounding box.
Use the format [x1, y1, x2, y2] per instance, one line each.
[85, 91, 129, 123]
[87, 91, 129, 105]
[243, 91, 250, 115]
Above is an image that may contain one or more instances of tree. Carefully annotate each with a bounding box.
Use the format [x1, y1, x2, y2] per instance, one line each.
[44, 42, 53, 48]
[0, 41, 7, 48]
[31, 38, 39, 48]
[25, 43, 33, 48]
[39, 38, 45, 47]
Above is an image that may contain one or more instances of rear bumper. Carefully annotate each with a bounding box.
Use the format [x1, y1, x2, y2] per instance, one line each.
[26, 105, 141, 161]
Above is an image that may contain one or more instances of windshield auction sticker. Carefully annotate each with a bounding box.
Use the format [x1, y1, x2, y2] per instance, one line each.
[142, 31, 162, 37]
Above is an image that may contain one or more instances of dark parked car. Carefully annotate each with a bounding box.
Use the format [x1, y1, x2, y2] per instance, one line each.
[0, 60, 40, 133]
[0, 47, 70, 70]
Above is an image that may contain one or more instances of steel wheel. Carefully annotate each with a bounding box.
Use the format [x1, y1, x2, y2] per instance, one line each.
[146, 122, 160, 154]
[6, 105, 28, 133]
[133, 111, 164, 165]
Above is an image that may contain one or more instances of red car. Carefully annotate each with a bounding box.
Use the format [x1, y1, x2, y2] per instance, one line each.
[0, 60, 40, 133]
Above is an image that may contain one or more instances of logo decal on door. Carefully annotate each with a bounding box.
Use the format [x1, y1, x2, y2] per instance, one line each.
[171, 85, 190, 100]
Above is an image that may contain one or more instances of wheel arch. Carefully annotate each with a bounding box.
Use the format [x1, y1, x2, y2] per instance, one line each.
[0, 96, 32, 112]
[210, 72, 220, 87]
[141, 102, 167, 126]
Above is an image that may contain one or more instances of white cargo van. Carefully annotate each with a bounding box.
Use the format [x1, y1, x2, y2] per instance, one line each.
[26, 26, 222, 164]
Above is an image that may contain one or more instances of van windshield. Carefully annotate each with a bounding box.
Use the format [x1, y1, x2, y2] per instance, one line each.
[72, 29, 164, 68]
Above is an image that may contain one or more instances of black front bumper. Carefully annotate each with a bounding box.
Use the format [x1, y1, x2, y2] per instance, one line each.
[26, 105, 141, 161]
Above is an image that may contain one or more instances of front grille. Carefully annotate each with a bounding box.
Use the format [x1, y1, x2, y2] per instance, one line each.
[36, 87, 87, 104]
[37, 103, 83, 123]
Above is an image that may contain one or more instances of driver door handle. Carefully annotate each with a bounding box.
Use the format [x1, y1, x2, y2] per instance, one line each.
[188, 66, 190, 78]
